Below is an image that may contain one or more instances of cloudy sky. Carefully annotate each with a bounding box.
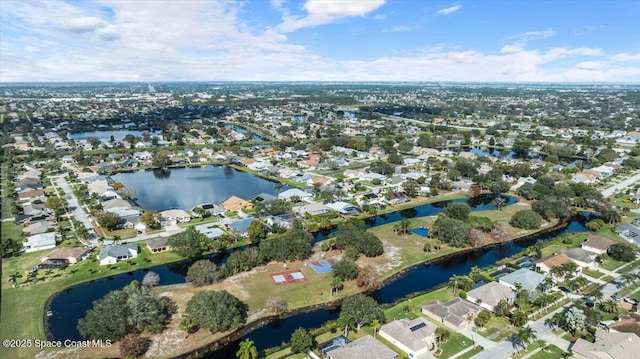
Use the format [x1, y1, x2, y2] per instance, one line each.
[1, 0, 639, 82]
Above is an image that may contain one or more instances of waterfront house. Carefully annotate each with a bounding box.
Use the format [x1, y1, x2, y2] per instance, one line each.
[615, 224, 640, 246]
[40, 247, 90, 268]
[326, 201, 359, 215]
[222, 196, 254, 211]
[561, 248, 597, 269]
[146, 238, 170, 253]
[325, 335, 397, 359]
[24, 233, 57, 253]
[226, 218, 255, 237]
[278, 188, 313, 202]
[159, 209, 191, 226]
[466, 282, 515, 311]
[294, 202, 330, 217]
[421, 298, 481, 331]
[98, 244, 138, 266]
[535, 253, 574, 278]
[498, 268, 545, 292]
[379, 318, 437, 358]
[581, 235, 616, 255]
[195, 225, 226, 239]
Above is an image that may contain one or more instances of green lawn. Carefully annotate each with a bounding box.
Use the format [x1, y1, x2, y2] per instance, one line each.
[0, 244, 184, 359]
[384, 287, 455, 321]
[456, 346, 484, 359]
[528, 344, 566, 359]
[474, 315, 511, 338]
[582, 267, 604, 279]
[437, 332, 474, 358]
[600, 258, 626, 271]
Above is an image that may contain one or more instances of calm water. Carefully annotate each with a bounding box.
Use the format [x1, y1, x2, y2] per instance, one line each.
[68, 130, 150, 141]
[111, 166, 286, 211]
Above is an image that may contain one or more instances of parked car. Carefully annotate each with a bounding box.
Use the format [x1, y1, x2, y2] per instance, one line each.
[623, 298, 638, 305]
[559, 287, 571, 294]
[612, 294, 622, 301]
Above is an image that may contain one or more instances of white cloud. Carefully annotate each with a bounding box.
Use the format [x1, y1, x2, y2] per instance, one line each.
[57, 16, 107, 33]
[385, 25, 420, 33]
[436, 5, 462, 15]
[277, 0, 386, 32]
[0, 0, 638, 83]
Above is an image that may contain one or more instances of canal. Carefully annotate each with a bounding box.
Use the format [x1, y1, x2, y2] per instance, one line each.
[45, 196, 589, 356]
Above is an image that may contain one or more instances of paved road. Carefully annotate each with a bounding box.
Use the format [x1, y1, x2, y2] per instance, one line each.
[54, 174, 98, 242]
[601, 171, 640, 198]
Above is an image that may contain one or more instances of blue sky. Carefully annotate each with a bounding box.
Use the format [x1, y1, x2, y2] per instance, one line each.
[1, 0, 638, 82]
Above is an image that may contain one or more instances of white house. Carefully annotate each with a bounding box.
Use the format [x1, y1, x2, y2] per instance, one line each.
[24, 233, 57, 253]
[98, 244, 138, 266]
[379, 318, 436, 358]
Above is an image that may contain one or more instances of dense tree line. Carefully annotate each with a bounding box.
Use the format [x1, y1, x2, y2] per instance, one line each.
[334, 222, 384, 257]
[181, 290, 247, 334]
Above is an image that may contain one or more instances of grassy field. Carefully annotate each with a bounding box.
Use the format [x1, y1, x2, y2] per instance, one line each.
[0, 244, 184, 359]
[473, 315, 511, 338]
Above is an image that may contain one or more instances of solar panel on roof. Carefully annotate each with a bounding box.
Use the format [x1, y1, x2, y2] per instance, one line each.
[409, 322, 427, 332]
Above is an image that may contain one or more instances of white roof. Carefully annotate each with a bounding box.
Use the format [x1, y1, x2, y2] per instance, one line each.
[27, 233, 56, 247]
[278, 188, 312, 199]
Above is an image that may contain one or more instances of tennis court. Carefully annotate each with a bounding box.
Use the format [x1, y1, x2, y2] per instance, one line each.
[309, 260, 334, 274]
[270, 270, 307, 285]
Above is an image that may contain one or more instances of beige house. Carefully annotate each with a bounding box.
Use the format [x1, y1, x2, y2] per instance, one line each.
[466, 282, 515, 312]
[222, 196, 253, 211]
[535, 253, 574, 276]
[379, 318, 437, 358]
[572, 329, 640, 359]
[581, 235, 616, 255]
[41, 247, 90, 267]
[422, 298, 481, 331]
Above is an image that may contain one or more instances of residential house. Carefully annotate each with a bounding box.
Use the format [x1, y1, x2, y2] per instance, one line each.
[466, 282, 515, 311]
[616, 224, 640, 246]
[263, 214, 294, 229]
[278, 188, 313, 202]
[326, 201, 359, 215]
[571, 170, 603, 184]
[422, 298, 482, 331]
[379, 318, 437, 358]
[582, 235, 616, 255]
[223, 196, 254, 211]
[18, 189, 45, 201]
[226, 218, 255, 237]
[498, 268, 545, 292]
[571, 329, 640, 359]
[98, 244, 138, 266]
[195, 225, 227, 239]
[325, 335, 397, 359]
[101, 198, 133, 210]
[535, 253, 574, 277]
[146, 238, 170, 253]
[253, 193, 277, 202]
[40, 247, 90, 268]
[295, 202, 330, 217]
[561, 248, 597, 269]
[159, 209, 191, 226]
[193, 203, 225, 216]
[24, 233, 57, 253]
[23, 221, 56, 235]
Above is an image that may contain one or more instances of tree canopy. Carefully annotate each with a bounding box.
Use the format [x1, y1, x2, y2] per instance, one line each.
[182, 290, 247, 334]
[78, 281, 176, 341]
[186, 259, 219, 286]
[340, 294, 384, 330]
[168, 227, 210, 258]
[510, 210, 542, 230]
[433, 217, 472, 247]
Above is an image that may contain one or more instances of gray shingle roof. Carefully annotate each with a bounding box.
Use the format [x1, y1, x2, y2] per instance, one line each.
[498, 268, 545, 292]
[380, 318, 436, 352]
[328, 335, 397, 359]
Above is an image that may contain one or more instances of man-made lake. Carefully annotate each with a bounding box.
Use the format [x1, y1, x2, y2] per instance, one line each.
[111, 166, 285, 211]
[67, 130, 152, 142]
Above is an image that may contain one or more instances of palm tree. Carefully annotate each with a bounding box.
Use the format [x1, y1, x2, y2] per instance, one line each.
[236, 339, 258, 359]
[112, 235, 122, 245]
[604, 210, 622, 224]
[331, 277, 344, 297]
[435, 327, 450, 345]
[399, 218, 411, 235]
[591, 289, 604, 304]
[469, 266, 481, 280]
[493, 197, 506, 211]
[338, 314, 356, 337]
[448, 274, 460, 294]
[535, 293, 552, 310]
[545, 312, 564, 332]
[621, 273, 635, 288]
[543, 277, 555, 292]
[512, 310, 528, 327]
[76, 226, 88, 241]
[370, 319, 381, 338]
[600, 299, 619, 314]
[550, 266, 565, 280]
[517, 326, 537, 351]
